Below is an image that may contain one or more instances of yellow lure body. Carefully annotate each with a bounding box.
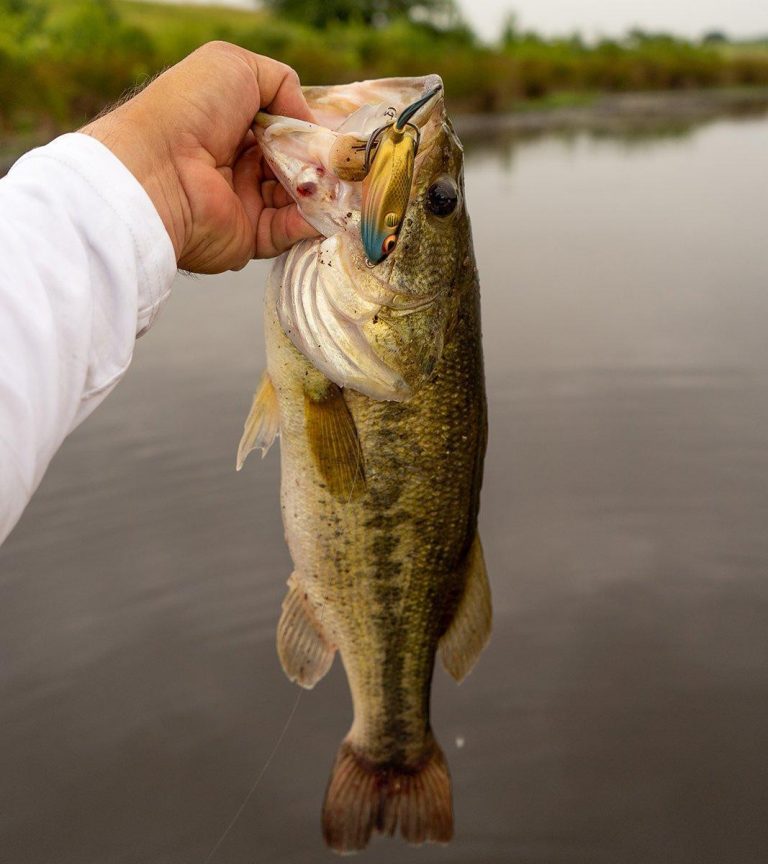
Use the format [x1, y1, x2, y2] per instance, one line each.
[361, 124, 419, 264]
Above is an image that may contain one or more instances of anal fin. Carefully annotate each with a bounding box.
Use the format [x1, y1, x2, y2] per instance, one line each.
[277, 574, 335, 689]
[236, 371, 279, 470]
[304, 380, 365, 500]
[439, 534, 492, 682]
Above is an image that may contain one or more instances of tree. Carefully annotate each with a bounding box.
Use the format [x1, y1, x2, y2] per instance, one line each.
[500, 12, 519, 47]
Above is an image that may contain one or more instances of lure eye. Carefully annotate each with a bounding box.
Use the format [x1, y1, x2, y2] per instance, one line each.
[426, 176, 459, 217]
[382, 234, 398, 256]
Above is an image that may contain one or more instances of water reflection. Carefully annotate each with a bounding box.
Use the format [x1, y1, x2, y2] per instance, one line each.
[1, 115, 768, 864]
[457, 91, 768, 160]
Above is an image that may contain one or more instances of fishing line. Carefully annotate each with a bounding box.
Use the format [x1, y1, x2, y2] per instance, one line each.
[202, 590, 332, 863]
[202, 687, 302, 864]
[205, 414, 359, 861]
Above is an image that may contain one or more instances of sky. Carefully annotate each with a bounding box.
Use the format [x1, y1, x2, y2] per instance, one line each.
[454, 0, 768, 43]
[170, 0, 768, 43]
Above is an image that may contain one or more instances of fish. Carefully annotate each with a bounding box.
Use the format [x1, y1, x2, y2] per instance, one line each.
[238, 75, 490, 854]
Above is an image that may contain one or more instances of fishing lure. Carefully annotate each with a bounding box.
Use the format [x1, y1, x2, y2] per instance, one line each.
[361, 85, 442, 265]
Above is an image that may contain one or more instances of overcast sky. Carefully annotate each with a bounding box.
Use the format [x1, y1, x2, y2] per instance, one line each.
[455, 0, 768, 42]
[173, 0, 768, 42]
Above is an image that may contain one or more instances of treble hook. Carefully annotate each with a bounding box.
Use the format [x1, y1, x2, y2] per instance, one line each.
[362, 84, 442, 173]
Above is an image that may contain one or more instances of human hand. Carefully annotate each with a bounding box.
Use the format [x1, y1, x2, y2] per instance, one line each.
[82, 41, 319, 273]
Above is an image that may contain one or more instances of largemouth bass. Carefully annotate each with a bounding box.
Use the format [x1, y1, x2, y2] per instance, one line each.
[238, 76, 490, 853]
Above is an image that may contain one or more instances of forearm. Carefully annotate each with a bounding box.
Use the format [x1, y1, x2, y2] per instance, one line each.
[0, 133, 176, 542]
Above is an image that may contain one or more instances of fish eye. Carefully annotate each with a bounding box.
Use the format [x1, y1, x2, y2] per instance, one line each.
[382, 234, 398, 255]
[426, 176, 459, 217]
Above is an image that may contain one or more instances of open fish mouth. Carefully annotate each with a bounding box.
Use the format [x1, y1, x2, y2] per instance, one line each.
[253, 75, 443, 247]
[253, 76, 446, 402]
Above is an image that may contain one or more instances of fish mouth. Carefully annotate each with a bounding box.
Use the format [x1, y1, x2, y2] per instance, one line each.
[254, 76, 445, 402]
[252, 75, 444, 245]
[253, 75, 445, 304]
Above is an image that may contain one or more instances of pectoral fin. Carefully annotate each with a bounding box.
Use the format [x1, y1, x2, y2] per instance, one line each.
[277, 574, 335, 689]
[236, 372, 279, 470]
[439, 535, 492, 682]
[304, 381, 365, 500]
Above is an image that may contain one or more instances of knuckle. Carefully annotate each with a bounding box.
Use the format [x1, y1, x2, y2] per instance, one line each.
[268, 57, 300, 85]
[198, 40, 235, 58]
[283, 66, 301, 87]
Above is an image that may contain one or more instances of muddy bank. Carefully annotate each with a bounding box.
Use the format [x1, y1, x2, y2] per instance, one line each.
[453, 88, 768, 140]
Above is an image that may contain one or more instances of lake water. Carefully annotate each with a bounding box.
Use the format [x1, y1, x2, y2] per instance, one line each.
[2, 113, 768, 864]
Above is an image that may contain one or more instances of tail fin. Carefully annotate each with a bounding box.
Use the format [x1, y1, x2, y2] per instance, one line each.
[322, 734, 453, 854]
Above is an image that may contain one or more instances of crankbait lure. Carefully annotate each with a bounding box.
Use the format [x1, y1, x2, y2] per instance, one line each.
[360, 84, 442, 265]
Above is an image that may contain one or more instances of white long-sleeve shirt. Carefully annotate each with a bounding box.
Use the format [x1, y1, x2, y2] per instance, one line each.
[0, 133, 177, 544]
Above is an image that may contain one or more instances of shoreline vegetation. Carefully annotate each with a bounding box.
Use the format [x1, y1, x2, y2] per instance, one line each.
[1, 0, 768, 160]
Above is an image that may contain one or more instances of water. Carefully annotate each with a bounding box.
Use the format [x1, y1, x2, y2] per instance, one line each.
[2, 115, 768, 864]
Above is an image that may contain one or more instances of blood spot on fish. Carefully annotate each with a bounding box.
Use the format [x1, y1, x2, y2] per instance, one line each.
[297, 181, 317, 197]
